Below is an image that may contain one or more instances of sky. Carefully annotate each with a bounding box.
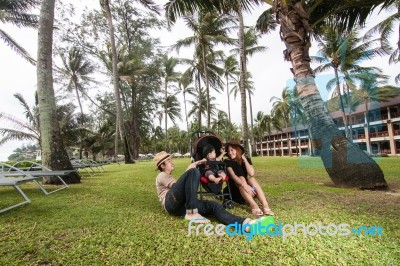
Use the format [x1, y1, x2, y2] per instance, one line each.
[0, 0, 398, 161]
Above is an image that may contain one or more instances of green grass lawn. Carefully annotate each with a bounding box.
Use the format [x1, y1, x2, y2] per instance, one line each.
[1, 157, 399, 265]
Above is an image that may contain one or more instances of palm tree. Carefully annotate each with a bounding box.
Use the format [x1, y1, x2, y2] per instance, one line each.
[231, 26, 268, 149]
[181, 50, 224, 128]
[188, 87, 216, 129]
[312, 24, 386, 139]
[99, 0, 159, 160]
[37, 0, 79, 184]
[0, 0, 38, 64]
[270, 88, 292, 155]
[222, 55, 239, 123]
[350, 70, 400, 153]
[57, 46, 95, 116]
[211, 110, 230, 136]
[178, 72, 195, 151]
[365, 1, 399, 84]
[0, 93, 40, 146]
[165, 93, 182, 131]
[254, 111, 270, 156]
[172, 12, 234, 128]
[161, 55, 181, 150]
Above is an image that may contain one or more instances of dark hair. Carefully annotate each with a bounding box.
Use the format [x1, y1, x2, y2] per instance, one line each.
[203, 144, 215, 157]
[157, 161, 166, 171]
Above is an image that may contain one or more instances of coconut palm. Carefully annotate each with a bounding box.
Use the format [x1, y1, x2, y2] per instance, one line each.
[231, 26, 268, 147]
[161, 55, 181, 150]
[0, 93, 40, 146]
[0, 0, 38, 64]
[99, 0, 159, 160]
[172, 11, 235, 128]
[181, 49, 225, 128]
[312, 24, 386, 139]
[188, 87, 217, 129]
[57, 46, 95, 116]
[365, 1, 399, 84]
[211, 110, 230, 136]
[348, 70, 400, 153]
[37, 0, 80, 184]
[222, 55, 239, 123]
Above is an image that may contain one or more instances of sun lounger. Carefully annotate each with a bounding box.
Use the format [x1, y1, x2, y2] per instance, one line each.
[0, 162, 72, 214]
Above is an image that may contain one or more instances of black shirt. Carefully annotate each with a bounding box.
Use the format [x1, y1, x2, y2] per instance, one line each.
[225, 156, 253, 180]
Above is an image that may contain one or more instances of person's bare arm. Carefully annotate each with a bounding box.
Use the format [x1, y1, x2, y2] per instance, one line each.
[185, 158, 206, 171]
[242, 155, 255, 177]
[226, 166, 255, 196]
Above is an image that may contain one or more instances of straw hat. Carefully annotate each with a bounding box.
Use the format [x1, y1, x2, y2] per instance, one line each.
[224, 140, 245, 153]
[154, 151, 172, 170]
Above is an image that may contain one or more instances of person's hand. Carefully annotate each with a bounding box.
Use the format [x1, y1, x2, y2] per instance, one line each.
[241, 154, 247, 161]
[241, 183, 255, 197]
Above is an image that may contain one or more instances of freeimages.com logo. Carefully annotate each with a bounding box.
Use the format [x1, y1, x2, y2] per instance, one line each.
[187, 220, 384, 241]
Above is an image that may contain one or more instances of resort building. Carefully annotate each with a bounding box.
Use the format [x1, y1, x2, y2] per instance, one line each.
[257, 95, 400, 156]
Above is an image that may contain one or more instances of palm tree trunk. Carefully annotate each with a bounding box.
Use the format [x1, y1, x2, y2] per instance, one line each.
[37, 0, 80, 184]
[183, 89, 190, 151]
[248, 89, 256, 154]
[226, 75, 231, 123]
[238, 9, 250, 153]
[73, 80, 84, 160]
[334, 67, 350, 138]
[365, 100, 372, 154]
[201, 43, 211, 128]
[196, 72, 202, 129]
[164, 79, 168, 150]
[101, 0, 128, 163]
[114, 123, 119, 159]
[274, 0, 387, 189]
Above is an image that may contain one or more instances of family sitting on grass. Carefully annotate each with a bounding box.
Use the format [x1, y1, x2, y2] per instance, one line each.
[154, 140, 274, 225]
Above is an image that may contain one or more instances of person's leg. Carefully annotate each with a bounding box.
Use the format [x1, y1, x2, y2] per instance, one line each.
[237, 182, 263, 216]
[247, 177, 274, 215]
[196, 200, 246, 225]
[208, 174, 221, 184]
[165, 168, 209, 222]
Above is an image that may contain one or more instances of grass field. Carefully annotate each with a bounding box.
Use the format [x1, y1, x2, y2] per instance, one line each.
[1, 157, 399, 265]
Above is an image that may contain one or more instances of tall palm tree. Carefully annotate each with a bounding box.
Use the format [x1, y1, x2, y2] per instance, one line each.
[58, 46, 95, 116]
[188, 87, 216, 129]
[178, 72, 194, 134]
[231, 26, 268, 148]
[99, 0, 159, 161]
[270, 88, 291, 155]
[172, 12, 234, 128]
[0, 0, 38, 64]
[222, 55, 239, 123]
[164, 93, 182, 152]
[181, 50, 224, 128]
[254, 111, 272, 156]
[37, 0, 79, 184]
[349, 70, 400, 153]
[161, 55, 181, 150]
[211, 110, 230, 136]
[312, 24, 386, 139]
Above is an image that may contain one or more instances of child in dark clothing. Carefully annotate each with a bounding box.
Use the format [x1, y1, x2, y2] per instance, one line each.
[202, 144, 227, 184]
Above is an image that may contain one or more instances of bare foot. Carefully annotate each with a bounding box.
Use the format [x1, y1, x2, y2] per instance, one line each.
[185, 213, 210, 223]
